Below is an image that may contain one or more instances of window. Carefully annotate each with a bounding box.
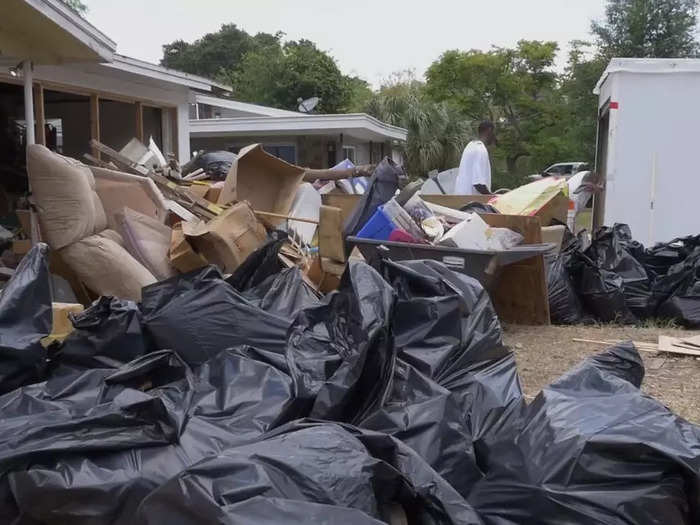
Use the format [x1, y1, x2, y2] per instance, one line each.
[342, 145, 356, 163]
[263, 144, 296, 164]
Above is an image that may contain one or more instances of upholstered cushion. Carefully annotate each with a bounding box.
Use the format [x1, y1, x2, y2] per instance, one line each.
[59, 230, 156, 301]
[27, 145, 107, 250]
[115, 207, 176, 281]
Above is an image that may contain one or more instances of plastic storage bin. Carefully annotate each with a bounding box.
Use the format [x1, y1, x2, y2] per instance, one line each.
[356, 208, 396, 241]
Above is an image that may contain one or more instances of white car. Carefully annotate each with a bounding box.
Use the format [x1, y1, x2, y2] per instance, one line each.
[528, 162, 589, 181]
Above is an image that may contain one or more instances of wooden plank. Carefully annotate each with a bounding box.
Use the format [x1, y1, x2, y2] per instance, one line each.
[319, 205, 345, 262]
[89, 139, 223, 219]
[303, 164, 375, 182]
[482, 214, 549, 325]
[681, 334, 700, 348]
[321, 194, 360, 224]
[89, 94, 100, 159]
[254, 210, 319, 225]
[135, 101, 144, 142]
[421, 194, 493, 208]
[33, 83, 45, 146]
[659, 335, 700, 356]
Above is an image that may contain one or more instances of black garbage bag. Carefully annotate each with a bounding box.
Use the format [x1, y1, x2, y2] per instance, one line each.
[656, 248, 700, 328]
[141, 266, 290, 366]
[0, 350, 192, 478]
[343, 157, 407, 237]
[184, 151, 235, 180]
[578, 260, 638, 323]
[361, 259, 523, 497]
[134, 421, 484, 525]
[639, 234, 700, 279]
[469, 343, 700, 525]
[0, 243, 52, 394]
[586, 224, 652, 318]
[287, 261, 396, 424]
[241, 267, 320, 318]
[53, 296, 151, 369]
[545, 252, 587, 324]
[459, 202, 500, 214]
[5, 345, 296, 524]
[227, 231, 287, 291]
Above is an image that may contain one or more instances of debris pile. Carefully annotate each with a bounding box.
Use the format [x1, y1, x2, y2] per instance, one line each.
[0, 243, 699, 524]
[548, 224, 700, 327]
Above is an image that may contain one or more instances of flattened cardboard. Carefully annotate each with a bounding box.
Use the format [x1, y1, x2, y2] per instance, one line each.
[217, 144, 305, 226]
[182, 201, 267, 274]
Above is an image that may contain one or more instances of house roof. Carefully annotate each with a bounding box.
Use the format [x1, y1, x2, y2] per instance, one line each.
[190, 113, 408, 142]
[195, 93, 305, 117]
[594, 58, 700, 94]
[106, 55, 232, 92]
[0, 0, 116, 64]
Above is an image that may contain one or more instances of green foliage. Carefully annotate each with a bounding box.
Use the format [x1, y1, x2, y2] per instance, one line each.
[364, 73, 470, 178]
[162, 27, 357, 113]
[162, 25, 268, 80]
[425, 40, 564, 183]
[592, 0, 699, 58]
[61, 0, 87, 14]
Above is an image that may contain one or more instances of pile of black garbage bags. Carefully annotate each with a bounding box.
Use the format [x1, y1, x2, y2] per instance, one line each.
[1, 243, 699, 524]
[547, 223, 700, 327]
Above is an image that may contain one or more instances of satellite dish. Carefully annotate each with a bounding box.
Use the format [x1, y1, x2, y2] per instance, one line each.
[298, 96, 320, 113]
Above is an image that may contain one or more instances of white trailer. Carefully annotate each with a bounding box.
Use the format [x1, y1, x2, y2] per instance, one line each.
[593, 58, 700, 245]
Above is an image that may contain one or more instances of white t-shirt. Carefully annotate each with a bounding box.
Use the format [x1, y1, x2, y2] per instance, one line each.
[455, 140, 491, 194]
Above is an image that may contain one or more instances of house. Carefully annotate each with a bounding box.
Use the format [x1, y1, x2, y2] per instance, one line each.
[0, 0, 406, 200]
[0, 0, 233, 179]
[189, 95, 408, 169]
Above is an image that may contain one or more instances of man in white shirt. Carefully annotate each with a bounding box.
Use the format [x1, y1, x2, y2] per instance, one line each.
[455, 121, 496, 195]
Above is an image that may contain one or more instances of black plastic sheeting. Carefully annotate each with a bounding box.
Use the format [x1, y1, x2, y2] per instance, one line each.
[550, 224, 700, 326]
[0, 243, 52, 394]
[469, 342, 700, 524]
[183, 150, 236, 180]
[343, 157, 407, 238]
[1, 245, 700, 523]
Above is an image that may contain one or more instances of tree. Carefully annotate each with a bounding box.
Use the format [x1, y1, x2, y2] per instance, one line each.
[364, 73, 470, 178]
[62, 0, 87, 14]
[425, 41, 565, 183]
[162, 27, 358, 113]
[592, 0, 699, 58]
[161, 25, 268, 80]
[227, 39, 351, 113]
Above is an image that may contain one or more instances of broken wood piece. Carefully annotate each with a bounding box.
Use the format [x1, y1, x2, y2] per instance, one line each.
[680, 334, 700, 348]
[253, 210, 319, 225]
[303, 164, 375, 182]
[572, 338, 658, 350]
[659, 335, 700, 357]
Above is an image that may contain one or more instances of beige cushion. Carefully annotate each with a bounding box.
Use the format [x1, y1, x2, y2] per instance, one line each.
[59, 230, 156, 301]
[27, 145, 107, 250]
[90, 166, 168, 229]
[115, 207, 176, 281]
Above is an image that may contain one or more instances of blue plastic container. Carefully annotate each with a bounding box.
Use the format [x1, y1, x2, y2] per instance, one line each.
[356, 207, 396, 241]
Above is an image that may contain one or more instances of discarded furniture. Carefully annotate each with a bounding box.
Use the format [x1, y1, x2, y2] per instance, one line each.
[27, 144, 170, 301]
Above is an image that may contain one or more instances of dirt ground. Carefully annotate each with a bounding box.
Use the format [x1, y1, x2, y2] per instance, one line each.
[503, 324, 700, 424]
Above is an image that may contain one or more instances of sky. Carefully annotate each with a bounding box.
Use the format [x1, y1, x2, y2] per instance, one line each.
[83, 0, 607, 87]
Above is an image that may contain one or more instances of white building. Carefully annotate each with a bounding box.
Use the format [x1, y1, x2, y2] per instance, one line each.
[189, 95, 407, 168]
[593, 58, 700, 244]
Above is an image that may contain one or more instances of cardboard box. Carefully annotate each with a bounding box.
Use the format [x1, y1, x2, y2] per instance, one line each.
[169, 224, 208, 273]
[182, 201, 267, 274]
[12, 239, 31, 256]
[217, 144, 305, 226]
